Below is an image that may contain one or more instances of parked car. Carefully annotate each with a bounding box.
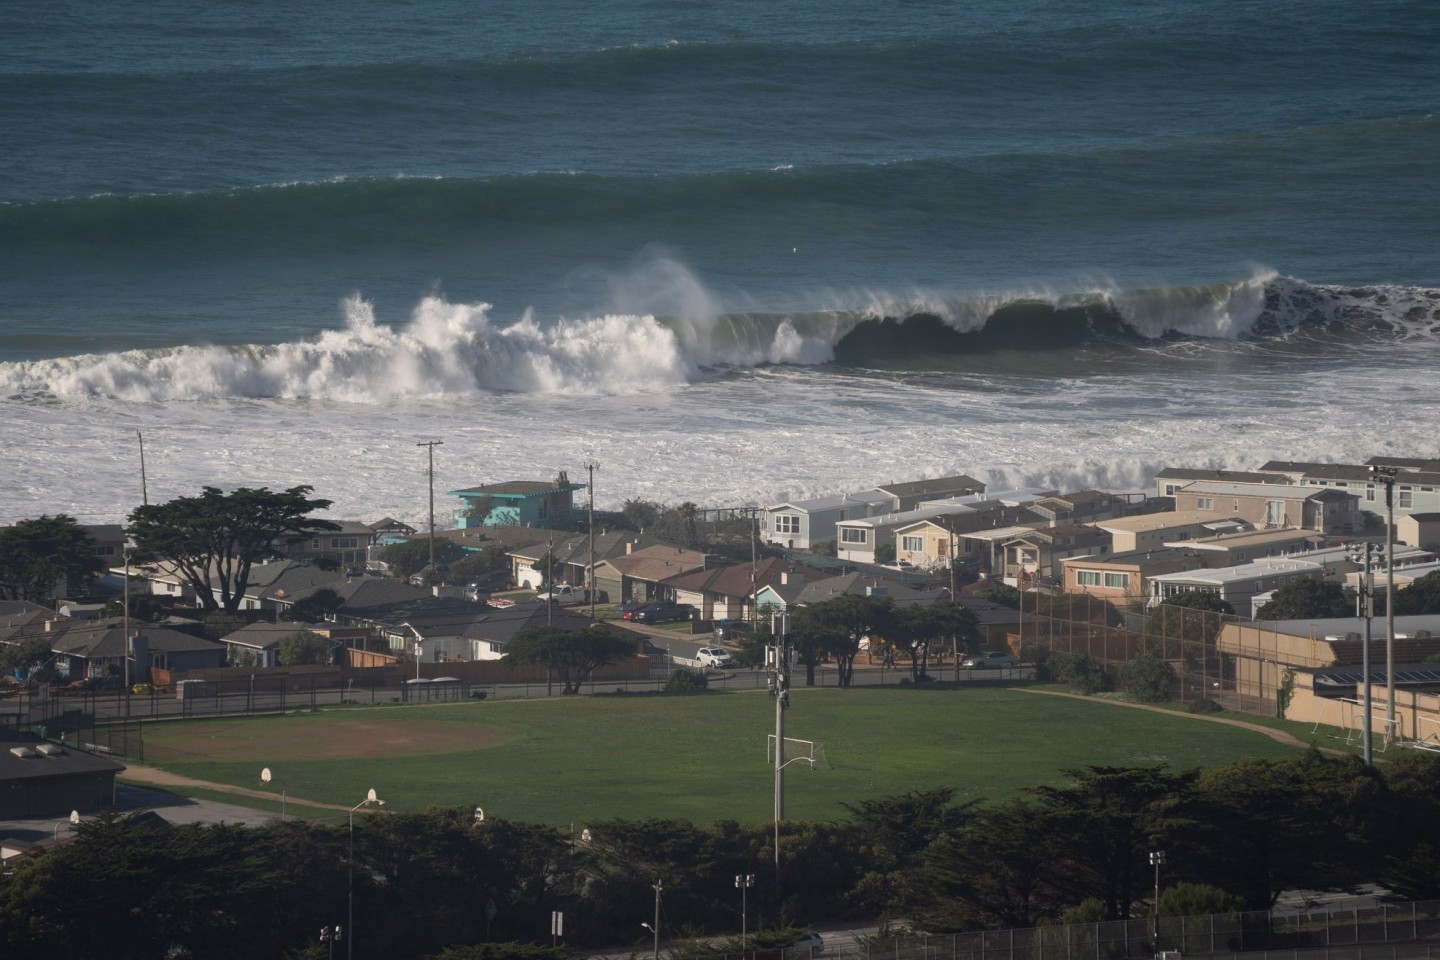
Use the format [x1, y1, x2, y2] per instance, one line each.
[961, 650, 1020, 669]
[619, 600, 648, 619]
[632, 601, 694, 623]
[712, 618, 751, 642]
[789, 932, 824, 953]
[695, 646, 735, 668]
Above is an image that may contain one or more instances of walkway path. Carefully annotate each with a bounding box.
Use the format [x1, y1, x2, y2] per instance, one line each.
[119, 764, 352, 811]
[1018, 687, 1343, 753]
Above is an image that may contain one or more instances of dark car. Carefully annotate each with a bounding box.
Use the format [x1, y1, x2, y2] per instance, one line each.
[713, 618, 751, 642]
[632, 601, 694, 623]
[619, 600, 648, 620]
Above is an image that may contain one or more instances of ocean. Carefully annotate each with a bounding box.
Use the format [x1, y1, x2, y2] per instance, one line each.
[2, 0, 1437, 527]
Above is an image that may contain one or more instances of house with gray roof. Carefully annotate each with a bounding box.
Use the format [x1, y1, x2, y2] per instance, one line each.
[873, 474, 987, 512]
[1152, 467, 1286, 499]
[1258, 459, 1440, 524]
[507, 531, 667, 592]
[1174, 479, 1361, 534]
[762, 490, 893, 550]
[43, 618, 226, 683]
[449, 473, 586, 529]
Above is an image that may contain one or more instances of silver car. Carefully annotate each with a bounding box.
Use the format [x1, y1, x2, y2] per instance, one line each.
[962, 651, 1019, 669]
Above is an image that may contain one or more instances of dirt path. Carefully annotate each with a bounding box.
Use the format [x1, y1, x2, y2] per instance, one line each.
[1018, 687, 1344, 754]
[119, 764, 353, 811]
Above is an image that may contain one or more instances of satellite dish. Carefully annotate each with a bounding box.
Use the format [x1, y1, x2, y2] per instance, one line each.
[580, 828, 592, 844]
[366, 788, 378, 803]
[261, 767, 272, 783]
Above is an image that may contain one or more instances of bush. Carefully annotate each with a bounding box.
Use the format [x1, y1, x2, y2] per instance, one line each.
[1187, 697, 1223, 714]
[1051, 651, 1110, 694]
[1118, 652, 1174, 704]
[1021, 643, 1052, 681]
[664, 668, 709, 693]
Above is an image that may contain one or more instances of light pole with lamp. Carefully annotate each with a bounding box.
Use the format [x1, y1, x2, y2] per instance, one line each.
[735, 873, 755, 958]
[1347, 541, 1385, 765]
[348, 788, 385, 960]
[641, 878, 663, 960]
[260, 767, 286, 821]
[320, 924, 343, 960]
[417, 440, 443, 577]
[1370, 465, 1399, 742]
[1150, 850, 1167, 945]
[53, 809, 79, 841]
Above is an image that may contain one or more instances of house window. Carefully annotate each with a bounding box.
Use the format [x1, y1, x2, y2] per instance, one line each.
[1367, 484, 1376, 502]
[1233, 500, 1240, 512]
[1400, 490, 1413, 509]
[1104, 572, 1130, 589]
[901, 536, 923, 553]
[1077, 571, 1101, 586]
[1266, 501, 1286, 525]
[329, 536, 359, 549]
[1164, 484, 1179, 496]
[311, 538, 321, 549]
[1196, 497, 1214, 510]
[774, 515, 800, 535]
[94, 545, 116, 557]
[841, 528, 868, 545]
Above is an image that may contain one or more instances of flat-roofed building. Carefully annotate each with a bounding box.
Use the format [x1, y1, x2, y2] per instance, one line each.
[1167, 527, 1328, 568]
[1096, 510, 1245, 553]
[1174, 480, 1361, 534]
[1147, 557, 1335, 611]
[1152, 467, 1287, 499]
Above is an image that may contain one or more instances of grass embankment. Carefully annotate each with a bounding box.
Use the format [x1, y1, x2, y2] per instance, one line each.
[134, 686, 1314, 826]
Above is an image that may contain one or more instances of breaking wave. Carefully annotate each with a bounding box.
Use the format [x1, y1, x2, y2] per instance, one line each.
[2, 270, 1437, 403]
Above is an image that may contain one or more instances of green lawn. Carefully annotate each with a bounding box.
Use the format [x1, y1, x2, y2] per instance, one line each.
[137, 686, 1313, 826]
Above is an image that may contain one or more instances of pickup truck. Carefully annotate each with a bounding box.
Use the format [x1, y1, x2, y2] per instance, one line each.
[536, 584, 588, 604]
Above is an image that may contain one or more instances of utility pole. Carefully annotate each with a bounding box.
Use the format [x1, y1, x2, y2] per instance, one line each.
[1371, 465, 1398, 742]
[650, 880, 663, 960]
[751, 511, 758, 632]
[586, 461, 599, 618]
[417, 440, 443, 576]
[770, 612, 790, 890]
[136, 430, 148, 506]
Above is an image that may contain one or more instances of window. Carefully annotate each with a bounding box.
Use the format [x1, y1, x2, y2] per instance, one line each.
[1400, 490, 1413, 509]
[1077, 571, 1101, 586]
[94, 545, 117, 557]
[901, 536, 923, 552]
[1266, 500, 1286, 525]
[1197, 497, 1214, 510]
[330, 536, 359, 549]
[774, 515, 800, 535]
[1104, 572, 1130, 589]
[1163, 483, 1179, 496]
[311, 538, 321, 548]
[1233, 500, 1240, 512]
[1367, 485, 1376, 502]
[841, 528, 867, 544]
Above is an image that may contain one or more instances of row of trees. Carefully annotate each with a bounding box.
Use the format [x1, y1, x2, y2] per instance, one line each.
[6, 750, 1440, 959]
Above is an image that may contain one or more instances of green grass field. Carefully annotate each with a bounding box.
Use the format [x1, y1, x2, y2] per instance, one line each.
[136, 686, 1317, 826]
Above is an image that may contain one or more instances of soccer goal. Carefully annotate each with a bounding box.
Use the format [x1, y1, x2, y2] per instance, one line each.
[1411, 716, 1440, 753]
[1312, 698, 1361, 742]
[766, 735, 828, 771]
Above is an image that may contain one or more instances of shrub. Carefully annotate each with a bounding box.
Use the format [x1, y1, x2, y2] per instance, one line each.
[1118, 652, 1174, 703]
[664, 668, 709, 693]
[1187, 697, 1223, 714]
[1051, 651, 1110, 694]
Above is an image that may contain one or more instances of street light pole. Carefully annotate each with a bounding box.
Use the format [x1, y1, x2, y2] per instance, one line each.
[417, 440, 443, 577]
[348, 788, 385, 960]
[736, 873, 754, 958]
[771, 613, 790, 889]
[586, 461, 599, 619]
[1150, 849, 1167, 945]
[1371, 465, 1398, 742]
[1348, 542, 1384, 765]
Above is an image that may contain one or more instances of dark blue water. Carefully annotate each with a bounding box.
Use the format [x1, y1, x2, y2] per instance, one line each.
[2, 0, 1438, 360]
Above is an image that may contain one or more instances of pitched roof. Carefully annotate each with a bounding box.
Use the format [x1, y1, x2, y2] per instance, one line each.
[48, 619, 225, 659]
[792, 573, 945, 607]
[665, 557, 823, 599]
[509, 531, 666, 565]
[450, 480, 582, 497]
[1154, 467, 1283, 484]
[601, 544, 710, 582]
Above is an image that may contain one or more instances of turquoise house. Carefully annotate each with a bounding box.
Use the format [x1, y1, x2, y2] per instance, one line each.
[450, 474, 586, 529]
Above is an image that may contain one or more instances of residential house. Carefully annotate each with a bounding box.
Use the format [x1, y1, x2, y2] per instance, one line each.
[81, 524, 125, 563]
[1062, 547, 1210, 602]
[1151, 467, 1286, 499]
[1257, 459, 1440, 525]
[43, 618, 226, 682]
[666, 557, 825, 621]
[957, 597, 1023, 648]
[1173, 480, 1361, 534]
[1398, 514, 1440, 550]
[216, 621, 367, 668]
[873, 474, 987, 512]
[1096, 510, 1247, 554]
[450, 473, 586, 529]
[762, 490, 893, 550]
[892, 507, 1049, 574]
[1147, 557, 1341, 613]
[837, 502, 986, 566]
[772, 572, 948, 613]
[592, 543, 710, 606]
[273, 520, 376, 569]
[1028, 491, 1131, 526]
[507, 532, 668, 594]
[1000, 524, 1112, 586]
[367, 517, 416, 544]
[441, 602, 600, 661]
[1170, 528, 1329, 568]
